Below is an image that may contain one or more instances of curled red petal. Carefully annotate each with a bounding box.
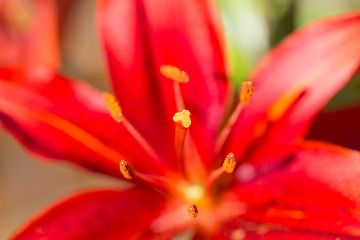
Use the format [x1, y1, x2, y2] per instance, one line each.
[98, 0, 231, 169]
[0, 67, 167, 178]
[226, 10, 360, 160]
[0, 0, 59, 68]
[10, 187, 168, 239]
[225, 141, 360, 237]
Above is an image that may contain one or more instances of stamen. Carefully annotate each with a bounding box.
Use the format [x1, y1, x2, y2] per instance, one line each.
[103, 92, 162, 165]
[160, 65, 189, 83]
[187, 203, 199, 218]
[173, 110, 191, 174]
[214, 81, 254, 154]
[160, 65, 189, 111]
[119, 160, 175, 193]
[223, 153, 237, 174]
[240, 81, 254, 105]
[205, 153, 237, 190]
[103, 92, 123, 122]
[119, 160, 134, 179]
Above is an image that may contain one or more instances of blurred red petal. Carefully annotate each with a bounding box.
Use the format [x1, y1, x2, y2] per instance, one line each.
[10, 187, 167, 240]
[211, 225, 356, 240]
[225, 141, 360, 237]
[307, 105, 360, 151]
[98, 0, 231, 168]
[0, 0, 59, 68]
[0, 67, 166, 178]
[226, 10, 360, 160]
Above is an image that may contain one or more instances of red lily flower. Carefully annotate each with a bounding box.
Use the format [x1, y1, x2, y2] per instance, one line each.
[1, 0, 360, 239]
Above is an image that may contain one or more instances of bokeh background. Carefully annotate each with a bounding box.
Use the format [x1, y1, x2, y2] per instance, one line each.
[1, 0, 360, 238]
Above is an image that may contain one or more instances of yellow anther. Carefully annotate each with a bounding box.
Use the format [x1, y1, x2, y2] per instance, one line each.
[223, 153, 237, 174]
[240, 81, 254, 105]
[187, 203, 199, 218]
[173, 110, 191, 128]
[119, 160, 134, 179]
[160, 65, 189, 83]
[103, 92, 123, 122]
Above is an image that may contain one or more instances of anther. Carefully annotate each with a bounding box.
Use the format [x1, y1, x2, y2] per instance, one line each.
[160, 65, 189, 83]
[187, 203, 199, 218]
[223, 153, 237, 174]
[103, 92, 123, 122]
[119, 160, 134, 179]
[173, 110, 191, 128]
[240, 81, 254, 105]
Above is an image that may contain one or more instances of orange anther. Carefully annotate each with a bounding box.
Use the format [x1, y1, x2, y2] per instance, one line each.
[119, 160, 134, 179]
[160, 65, 189, 83]
[173, 110, 191, 128]
[240, 81, 254, 105]
[223, 153, 237, 174]
[103, 92, 123, 122]
[187, 203, 199, 218]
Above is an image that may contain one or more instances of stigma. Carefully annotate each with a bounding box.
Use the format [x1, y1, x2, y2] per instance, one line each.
[187, 203, 199, 218]
[173, 110, 191, 128]
[119, 160, 134, 179]
[160, 65, 189, 83]
[103, 92, 123, 122]
[223, 153, 237, 174]
[240, 81, 254, 105]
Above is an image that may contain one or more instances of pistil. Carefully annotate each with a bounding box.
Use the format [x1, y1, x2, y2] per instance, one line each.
[214, 81, 254, 154]
[103, 92, 163, 166]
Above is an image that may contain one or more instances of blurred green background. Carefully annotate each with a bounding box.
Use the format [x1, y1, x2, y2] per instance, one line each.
[1, 0, 360, 239]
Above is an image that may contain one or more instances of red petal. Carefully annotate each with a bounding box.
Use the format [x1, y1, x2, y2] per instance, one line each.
[98, 0, 231, 167]
[307, 105, 360, 151]
[225, 141, 360, 237]
[226, 10, 360, 160]
[0, 0, 59, 68]
[0, 67, 166, 178]
[10, 187, 168, 239]
[211, 226, 355, 240]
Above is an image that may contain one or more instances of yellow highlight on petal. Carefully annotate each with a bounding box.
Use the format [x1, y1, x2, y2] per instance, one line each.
[267, 87, 303, 122]
[103, 92, 123, 122]
[173, 110, 191, 128]
[160, 65, 189, 83]
[266, 208, 306, 220]
[223, 152, 237, 174]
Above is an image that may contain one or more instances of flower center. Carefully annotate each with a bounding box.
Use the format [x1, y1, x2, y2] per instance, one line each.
[103, 65, 253, 220]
